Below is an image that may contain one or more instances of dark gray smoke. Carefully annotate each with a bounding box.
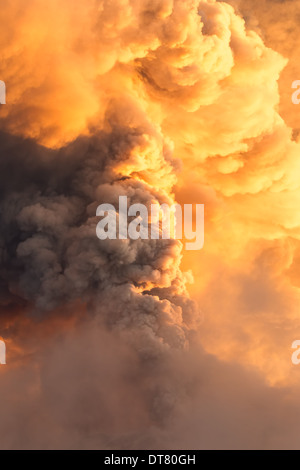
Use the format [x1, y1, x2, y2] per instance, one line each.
[0, 104, 195, 356]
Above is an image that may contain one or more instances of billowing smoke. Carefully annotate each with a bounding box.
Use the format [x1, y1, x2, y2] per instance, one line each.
[0, 122, 193, 353]
[1, 0, 300, 449]
[0, 0, 204, 355]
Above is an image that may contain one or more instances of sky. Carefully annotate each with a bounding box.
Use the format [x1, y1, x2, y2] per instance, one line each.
[0, 0, 300, 450]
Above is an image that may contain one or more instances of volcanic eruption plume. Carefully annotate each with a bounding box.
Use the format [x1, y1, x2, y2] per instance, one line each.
[1, 0, 300, 450]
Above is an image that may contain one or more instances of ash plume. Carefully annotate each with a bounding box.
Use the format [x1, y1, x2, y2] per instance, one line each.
[1, 0, 300, 450]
